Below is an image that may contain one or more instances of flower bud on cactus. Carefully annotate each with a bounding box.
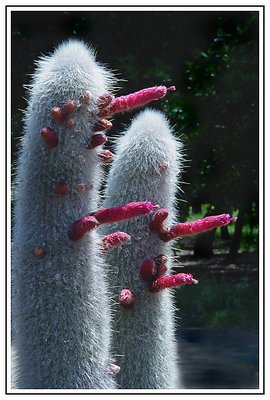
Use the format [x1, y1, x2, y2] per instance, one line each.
[12, 40, 119, 389]
[100, 109, 185, 389]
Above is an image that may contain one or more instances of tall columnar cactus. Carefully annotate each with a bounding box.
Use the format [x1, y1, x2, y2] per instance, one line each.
[11, 37, 177, 389]
[100, 109, 236, 389]
[11, 39, 119, 389]
[11, 40, 159, 389]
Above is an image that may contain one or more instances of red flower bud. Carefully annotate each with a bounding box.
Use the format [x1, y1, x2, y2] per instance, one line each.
[119, 288, 136, 309]
[149, 208, 169, 234]
[51, 106, 65, 123]
[33, 246, 46, 258]
[140, 258, 156, 281]
[62, 99, 78, 114]
[68, 216, 99, 241]
[86, 132, 107, 149]
[40, 127, 59, 148]
[98, 149, 114, 164]
[101, 231, 131, 253]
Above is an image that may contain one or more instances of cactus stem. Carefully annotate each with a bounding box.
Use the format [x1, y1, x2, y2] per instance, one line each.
[119, 288, 136, 309]
[98, 149, 114, 164]
[150, 273, 198, 292]
[159, 214, 237, 242]
[101, 232, 131, 253]
[68, 216, 99, 241]
[94, 201, 156, 224]
[40, 126, 59, 148]
[98, 85, 176, 117]
[53, 182, 69, 196]
[86, 132, 108, 149]
[33, 246, 46, 258]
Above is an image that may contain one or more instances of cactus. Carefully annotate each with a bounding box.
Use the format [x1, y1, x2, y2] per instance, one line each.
[11, 39, 120, 389]
[99, 109, 184, 389]
[11, 39, 158, 389]
[100, 109, 236, 389]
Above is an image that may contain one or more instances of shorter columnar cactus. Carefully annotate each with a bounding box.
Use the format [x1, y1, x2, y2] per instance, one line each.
[100, 109, 236, 389]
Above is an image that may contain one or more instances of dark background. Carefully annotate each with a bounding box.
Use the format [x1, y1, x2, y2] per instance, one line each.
[11, 8, 260, 389]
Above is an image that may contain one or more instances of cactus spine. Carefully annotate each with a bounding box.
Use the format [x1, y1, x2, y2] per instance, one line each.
[100, 109, 185, 389]
[12, 40, 119, 389]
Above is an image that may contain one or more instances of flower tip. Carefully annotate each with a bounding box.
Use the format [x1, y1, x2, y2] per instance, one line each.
[167, 85, 176, 91]
[230, 217, 237, 223]
[153, 204, 160, 209]
[192, 278, 199, 285]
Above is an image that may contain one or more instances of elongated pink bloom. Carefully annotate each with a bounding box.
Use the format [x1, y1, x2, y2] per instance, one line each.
[94, 201, 156, 224]
[150, 273, 198, 292]
[149, 208, 169, 233]
[101, 231, 131, 253]
[68, 216, 99, 241]
[119, 288, 136, 309]
[98, 85, 176, 117]
[160, 214, 237, 242]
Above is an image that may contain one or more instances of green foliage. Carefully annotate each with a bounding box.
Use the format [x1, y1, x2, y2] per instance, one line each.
[175, 275, 259, 332]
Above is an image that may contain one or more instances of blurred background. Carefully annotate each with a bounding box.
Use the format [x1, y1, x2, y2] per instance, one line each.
[11, 9, 260, 389]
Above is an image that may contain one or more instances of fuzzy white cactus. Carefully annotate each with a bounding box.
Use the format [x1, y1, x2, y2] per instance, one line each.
[100, 109, 186, 389]
[12, 40, 118, 389]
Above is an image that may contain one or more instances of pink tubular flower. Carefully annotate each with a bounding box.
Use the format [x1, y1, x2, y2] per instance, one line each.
[149, 208, 169, 233]
[98, 85, 176, 117]
[159, 214, 237, 242]
[94, 201, 156, 224]
[150, 273, 198, 292]
[119, 288, 136, 309]
[68, 216, 99, 241]
[101, 231, 131, 253]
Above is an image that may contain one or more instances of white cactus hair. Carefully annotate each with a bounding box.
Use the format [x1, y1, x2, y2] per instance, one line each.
[101, 108, 184, 389]
[12, 39, 117, 389]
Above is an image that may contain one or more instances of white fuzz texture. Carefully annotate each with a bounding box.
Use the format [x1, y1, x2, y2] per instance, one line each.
[12, 40, 116, 389]
[101, 109, 183, 389]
